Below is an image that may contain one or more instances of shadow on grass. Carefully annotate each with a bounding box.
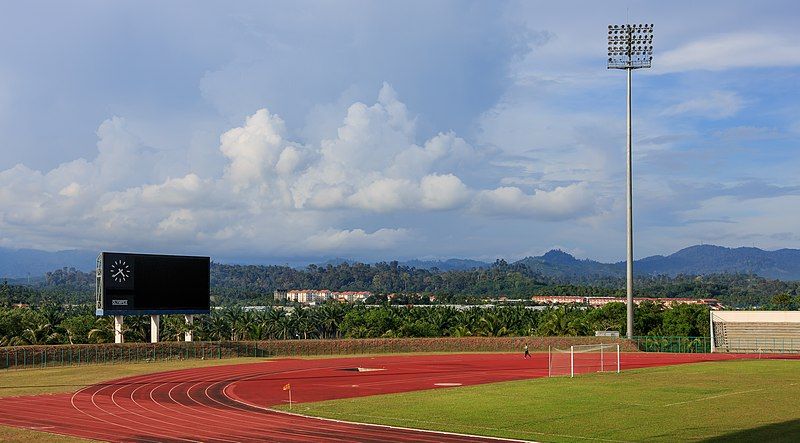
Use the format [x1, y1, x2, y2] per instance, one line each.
[702, 419, 800, 442]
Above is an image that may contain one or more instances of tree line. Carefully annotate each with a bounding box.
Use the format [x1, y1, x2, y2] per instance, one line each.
[6, 262, 799, 308]
[1, 301, 715, 346]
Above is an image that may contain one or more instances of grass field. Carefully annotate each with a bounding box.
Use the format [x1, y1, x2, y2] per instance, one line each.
[283, 359, 800, 442]
[0, 357, 267, 442]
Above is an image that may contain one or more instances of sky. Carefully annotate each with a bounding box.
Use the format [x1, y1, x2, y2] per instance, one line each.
[0, 0, 799, 263]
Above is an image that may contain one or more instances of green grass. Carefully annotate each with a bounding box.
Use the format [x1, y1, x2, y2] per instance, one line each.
[0, 427, 96, 443]
[280, 359, 800, 442]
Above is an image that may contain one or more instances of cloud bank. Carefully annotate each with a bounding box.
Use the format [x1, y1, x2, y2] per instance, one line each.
[0, 84, 601, 256]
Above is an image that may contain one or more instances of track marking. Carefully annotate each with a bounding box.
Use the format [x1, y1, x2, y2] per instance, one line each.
[218, 362, 509, 442]
[662, 384, 800, 407]
[223, 380, 533, 442]
[69, 384, 164, 443]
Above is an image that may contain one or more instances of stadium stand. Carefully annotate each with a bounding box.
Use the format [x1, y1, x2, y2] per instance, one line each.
[711, 311, 800, 353]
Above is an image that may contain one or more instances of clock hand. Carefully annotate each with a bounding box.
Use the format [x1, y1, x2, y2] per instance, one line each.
[113, 269, 124, 278]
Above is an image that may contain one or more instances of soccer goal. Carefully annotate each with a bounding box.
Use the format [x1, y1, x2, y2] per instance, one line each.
[548, 344, 620, 377]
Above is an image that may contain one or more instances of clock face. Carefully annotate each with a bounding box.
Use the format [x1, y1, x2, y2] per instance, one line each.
[109, 259, 131, 283]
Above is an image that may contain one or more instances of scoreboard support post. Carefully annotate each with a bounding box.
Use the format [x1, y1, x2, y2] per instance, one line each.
[150, 315, 160, 343]
[114, 315, 124, 344]
[184, 315, 194, 342]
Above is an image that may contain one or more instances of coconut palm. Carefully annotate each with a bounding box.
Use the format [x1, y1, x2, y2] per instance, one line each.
[88, 317, 114, 343]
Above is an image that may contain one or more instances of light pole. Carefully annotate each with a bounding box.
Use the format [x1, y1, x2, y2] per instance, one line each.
[607, 23, 654, 338]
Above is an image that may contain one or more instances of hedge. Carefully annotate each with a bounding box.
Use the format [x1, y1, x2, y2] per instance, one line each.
[0, 336, 636, 370]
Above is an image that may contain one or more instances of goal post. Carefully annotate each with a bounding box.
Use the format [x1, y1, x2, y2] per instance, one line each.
[548, 344, 620, 377]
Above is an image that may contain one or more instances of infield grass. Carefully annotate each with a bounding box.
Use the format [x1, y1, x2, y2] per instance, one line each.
[284, 359, 800, 442]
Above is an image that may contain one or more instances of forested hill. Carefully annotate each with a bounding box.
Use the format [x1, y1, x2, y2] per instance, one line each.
[4, 261, 799, 309]
[633, 245, 800, 280]
[515, 245, 800, 281]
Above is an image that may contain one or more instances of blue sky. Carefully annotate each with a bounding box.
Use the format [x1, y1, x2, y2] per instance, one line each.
[0, 0, 798, 262]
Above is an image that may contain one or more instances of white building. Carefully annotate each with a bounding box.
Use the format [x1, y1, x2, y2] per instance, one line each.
[283, 289, 371, 304]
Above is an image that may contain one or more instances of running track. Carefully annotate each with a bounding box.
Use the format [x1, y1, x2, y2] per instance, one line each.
[0, 352, 790, 442]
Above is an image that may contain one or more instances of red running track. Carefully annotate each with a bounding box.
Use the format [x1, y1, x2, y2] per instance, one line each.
[0, 352, 793, 442]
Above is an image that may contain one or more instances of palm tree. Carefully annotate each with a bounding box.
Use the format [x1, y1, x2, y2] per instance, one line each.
[88, 317, 114, 343]
[223, 308, 245, 341]
[315, 303, 346, 338]
[426, 307, 455, 336]
[264, 308, 286, 339]
[537, 307, 589, 336]
[19, 322, 62, 345]
[206, 312, 230, 341]
[292, 308, 314, 339]
[476, 311, 510, 337]
[450, 325, 472, 337]
[1, 334, 25, 346]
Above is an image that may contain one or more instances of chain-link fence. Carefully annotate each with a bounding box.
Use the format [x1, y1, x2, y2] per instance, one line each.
[632, 336, 711, 353]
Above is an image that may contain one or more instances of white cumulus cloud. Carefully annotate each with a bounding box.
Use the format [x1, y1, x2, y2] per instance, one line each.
[471, 183, 598, 220]
[0, 84, 603, 256]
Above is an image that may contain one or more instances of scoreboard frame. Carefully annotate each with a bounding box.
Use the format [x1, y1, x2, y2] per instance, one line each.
[95, 252, 211, 316]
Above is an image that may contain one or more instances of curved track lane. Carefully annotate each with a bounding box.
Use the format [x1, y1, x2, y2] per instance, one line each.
[0, 352, 792, 442]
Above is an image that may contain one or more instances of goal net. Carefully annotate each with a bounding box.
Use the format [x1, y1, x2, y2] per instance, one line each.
[548, 344, 620, 377]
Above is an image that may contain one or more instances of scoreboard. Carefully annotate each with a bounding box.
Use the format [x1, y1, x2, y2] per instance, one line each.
[96, 252, 210, 316]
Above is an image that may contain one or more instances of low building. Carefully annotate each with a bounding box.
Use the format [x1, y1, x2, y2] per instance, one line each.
[284, 289, 372, 304]
[531, 295, 723, 310]
[335, 291, 371, 303]
[530, 295, 585, 305]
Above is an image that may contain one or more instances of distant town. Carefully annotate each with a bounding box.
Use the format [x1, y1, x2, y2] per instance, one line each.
[273, 289, 723, 309]
[274, 289, 373, 304]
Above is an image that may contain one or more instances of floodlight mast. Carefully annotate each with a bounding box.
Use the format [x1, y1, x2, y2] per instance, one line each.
[607, 23, 654, 339]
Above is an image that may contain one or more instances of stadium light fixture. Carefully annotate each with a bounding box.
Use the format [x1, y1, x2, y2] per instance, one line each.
[607, 23, 654, 339]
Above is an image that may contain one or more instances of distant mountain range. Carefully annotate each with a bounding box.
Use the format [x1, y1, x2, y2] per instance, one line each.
[515, 245, 800, 281]
[1, 244, 799, 281]
[632, 245, 800, 280]
[0, 248, 97, 279]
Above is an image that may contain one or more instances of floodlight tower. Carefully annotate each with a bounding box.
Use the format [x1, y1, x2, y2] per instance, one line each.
[607, 23, 654, 339]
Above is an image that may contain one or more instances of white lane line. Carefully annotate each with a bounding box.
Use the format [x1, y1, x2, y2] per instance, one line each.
[266, 407, 539, 443]
[70, 383, 164, 443]
[663, 387, 768, 407]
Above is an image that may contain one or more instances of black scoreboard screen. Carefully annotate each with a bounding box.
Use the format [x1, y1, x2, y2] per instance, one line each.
[96, 252, 210, 316]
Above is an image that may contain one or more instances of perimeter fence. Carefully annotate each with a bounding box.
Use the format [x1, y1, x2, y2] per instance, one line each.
[632, 336, 711, 353]
[0, 336, 635, 370]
